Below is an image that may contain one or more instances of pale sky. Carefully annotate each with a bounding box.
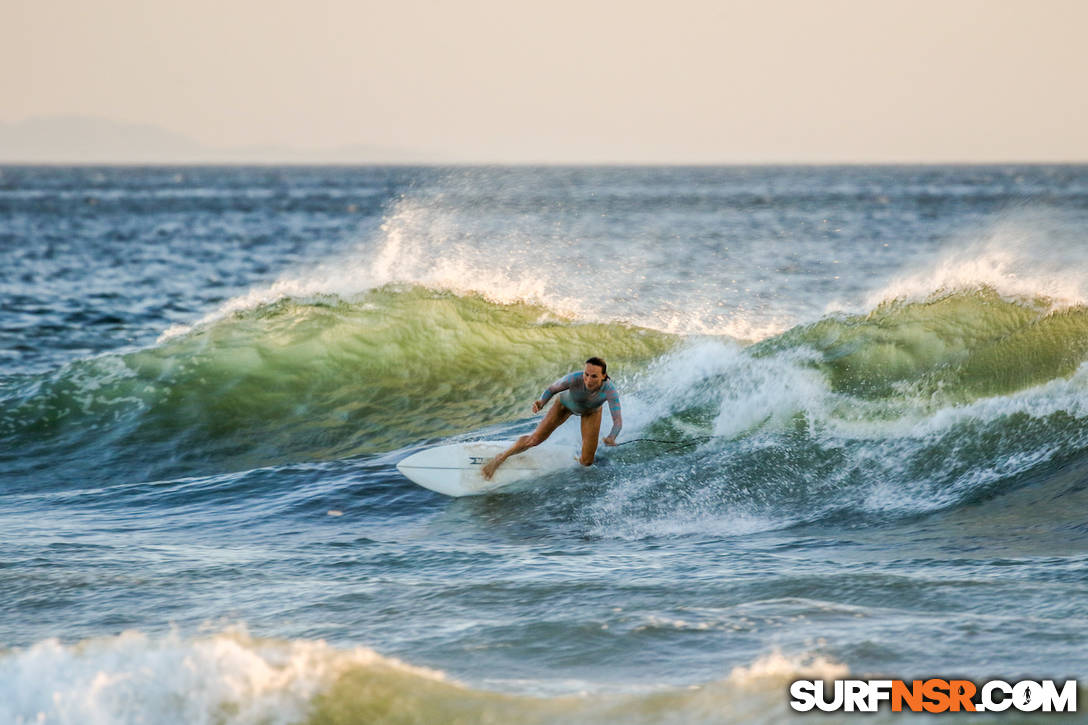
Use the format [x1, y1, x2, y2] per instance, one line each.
[4, 0, 1087, 163]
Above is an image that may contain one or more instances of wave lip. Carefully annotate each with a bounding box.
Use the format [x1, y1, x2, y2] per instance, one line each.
[24, 627, 1075, 725]
[0, 628, 853, 725]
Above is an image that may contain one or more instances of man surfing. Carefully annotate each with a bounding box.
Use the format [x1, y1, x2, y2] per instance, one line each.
[482, 357, 622, 480]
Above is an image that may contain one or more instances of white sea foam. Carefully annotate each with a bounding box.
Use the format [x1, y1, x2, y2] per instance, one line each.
[159, 196, 587, 342]
[724, 649, 848, 684]
[158, 194, 782, 343]
[0, 627, 448, 725]
[589, 333, 1088, 536]
[0, 627, 850, 725]
[847, 210, 1088, 314]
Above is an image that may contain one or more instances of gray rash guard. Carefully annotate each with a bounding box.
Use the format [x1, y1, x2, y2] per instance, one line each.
[539, 371, 622, 439]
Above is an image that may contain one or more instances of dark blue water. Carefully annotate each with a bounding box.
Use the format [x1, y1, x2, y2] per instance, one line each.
[2, 165, 1088, 724]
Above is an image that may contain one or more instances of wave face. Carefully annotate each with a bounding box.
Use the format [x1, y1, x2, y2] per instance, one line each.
[0, 286, 675, 489]
[765, 287, 1088, 403]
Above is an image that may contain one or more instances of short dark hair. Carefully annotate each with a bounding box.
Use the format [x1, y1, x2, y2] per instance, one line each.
[585, 356, 609, 379]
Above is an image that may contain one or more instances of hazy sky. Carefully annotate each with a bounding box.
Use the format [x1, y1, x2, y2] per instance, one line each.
[4, 0, 1087, 162]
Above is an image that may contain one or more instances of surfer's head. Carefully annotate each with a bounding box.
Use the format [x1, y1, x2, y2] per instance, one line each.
[584, 357, 609, 389]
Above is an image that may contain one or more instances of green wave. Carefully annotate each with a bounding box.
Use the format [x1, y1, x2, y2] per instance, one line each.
[758, 287, 1088, 404]
[8, 284, 1088, 491]
[0, 286, 677, 484]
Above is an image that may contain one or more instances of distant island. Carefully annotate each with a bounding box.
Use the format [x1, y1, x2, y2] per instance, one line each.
[0, 116, 437, 164]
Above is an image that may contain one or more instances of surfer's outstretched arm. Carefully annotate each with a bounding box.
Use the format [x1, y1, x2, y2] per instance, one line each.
[602, 383, 622, 446]
[536, 372, 578, 411]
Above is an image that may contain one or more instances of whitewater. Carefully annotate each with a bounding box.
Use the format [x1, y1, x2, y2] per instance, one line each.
[2, 165, 1087, 723]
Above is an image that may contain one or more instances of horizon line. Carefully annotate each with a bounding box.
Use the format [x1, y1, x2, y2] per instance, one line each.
[3, 159, 1088, 168]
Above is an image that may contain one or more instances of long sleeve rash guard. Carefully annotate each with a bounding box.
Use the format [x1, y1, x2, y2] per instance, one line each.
[539, 371, 623, 440]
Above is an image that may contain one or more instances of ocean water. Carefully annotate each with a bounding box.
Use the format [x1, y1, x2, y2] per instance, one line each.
[2, 165, 1088, 724]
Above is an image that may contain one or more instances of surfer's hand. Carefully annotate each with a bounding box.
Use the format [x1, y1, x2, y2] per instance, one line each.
[603, 436, 617, 446]
[532, 399, 544, 414]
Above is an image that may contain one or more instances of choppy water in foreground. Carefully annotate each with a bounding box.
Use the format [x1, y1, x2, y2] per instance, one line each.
[2, 165, 1088, 723]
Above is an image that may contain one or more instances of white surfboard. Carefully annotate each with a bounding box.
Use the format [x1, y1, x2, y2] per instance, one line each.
[396, 441, 578, 497]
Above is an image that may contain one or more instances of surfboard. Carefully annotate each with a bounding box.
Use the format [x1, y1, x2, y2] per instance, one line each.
[396, 441, 578, 496]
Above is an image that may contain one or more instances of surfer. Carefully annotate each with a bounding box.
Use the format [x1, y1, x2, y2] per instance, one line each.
[482, 357, 622, 479]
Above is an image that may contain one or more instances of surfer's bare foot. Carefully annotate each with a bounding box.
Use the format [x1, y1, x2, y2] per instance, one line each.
[481, 457, 502, 480]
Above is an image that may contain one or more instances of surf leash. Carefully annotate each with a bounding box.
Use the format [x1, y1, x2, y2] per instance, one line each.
[615, 436, 715, 453]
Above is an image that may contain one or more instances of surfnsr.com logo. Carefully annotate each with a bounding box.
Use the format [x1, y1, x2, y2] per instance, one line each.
[789, 679, 1078, 713]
